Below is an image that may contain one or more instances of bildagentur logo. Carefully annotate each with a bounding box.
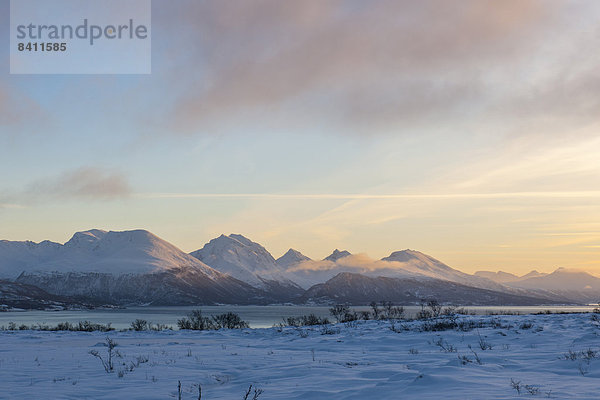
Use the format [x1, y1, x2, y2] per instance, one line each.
[15, 19, 149, 46]
[10, 0, 151, 74]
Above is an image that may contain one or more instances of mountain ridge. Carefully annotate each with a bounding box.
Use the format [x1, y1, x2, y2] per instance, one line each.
[0, 229, 594, 307]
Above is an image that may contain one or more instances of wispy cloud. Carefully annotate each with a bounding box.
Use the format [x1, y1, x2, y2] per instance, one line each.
[29, 167, 131, 201]
[6, 167, 132, 204]
[0, 203, 25, 209]
[288, 254, 405, 273]
[451, 134, 600, 192]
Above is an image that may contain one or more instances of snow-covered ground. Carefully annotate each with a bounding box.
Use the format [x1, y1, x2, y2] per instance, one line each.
[1, 313, 599, 399]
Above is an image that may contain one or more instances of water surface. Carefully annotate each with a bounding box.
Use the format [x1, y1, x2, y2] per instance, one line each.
[0, 305, 595, 329]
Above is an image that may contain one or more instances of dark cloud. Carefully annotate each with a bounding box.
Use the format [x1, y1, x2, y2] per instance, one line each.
[150, 0, 583, 134]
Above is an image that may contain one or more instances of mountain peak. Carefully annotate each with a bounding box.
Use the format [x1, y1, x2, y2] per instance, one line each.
[520, 270, 547, 279]
[383, 249, 425, 262]
[277, 248, 311, 269]
[65, 229, 108, 249]
[210, 233, 254, 247]
[190, 234, 288, 287]
[228, 234, 254, 246]
[324, 249, 351, 262]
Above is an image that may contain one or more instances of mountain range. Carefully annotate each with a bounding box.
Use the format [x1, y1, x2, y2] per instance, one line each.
[475, 268, 600, 304]
[0, 229, 597, 308]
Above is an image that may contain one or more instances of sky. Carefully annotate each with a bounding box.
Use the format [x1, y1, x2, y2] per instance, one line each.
[1, 0, 600, 275]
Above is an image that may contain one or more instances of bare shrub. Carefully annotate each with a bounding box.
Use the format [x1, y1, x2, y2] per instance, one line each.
[320, 326, 340, 335]
[433, 337, 456, 353]
[381, 301, 404, 320]
[510, 378, 522, 395]
[177, 310, 248, 330]
[329, 305, 350, 323]
[212, 312, 249, 329]
[89, 337, 118, 373]
[416, 299, 442, 319]
[131, 319, 148, 331]
[283, 314, 330, 327]
[370, 301, 381, 319]
[525, 384, 540, 395]
[519, 322, 533, 330]
[11, 321, 114, 332]
[458, 355, 472, 365]
[243, 384, 263, 400]
[178, 310, 213, 330]
[477, 331, 492, 350]
[563, 349, 578, 361]
[468, 345, 482, 365]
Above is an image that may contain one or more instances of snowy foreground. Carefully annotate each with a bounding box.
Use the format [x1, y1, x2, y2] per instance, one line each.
[1, 313, 599, 399]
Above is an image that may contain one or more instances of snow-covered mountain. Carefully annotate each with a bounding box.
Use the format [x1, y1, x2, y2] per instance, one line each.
[287, 249, 507, 291]
[190, 234, 304, 300]
[0, 230, 263, 305]
[380, 250, 500, 289]
[1, 229, 594, 306]
[276, 249, 311, 269]
[1, 229, 220, 279]
[286, 248, 575, 305]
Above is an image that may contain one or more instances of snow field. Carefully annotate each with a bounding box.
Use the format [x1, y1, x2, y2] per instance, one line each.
[1, 313, 599, 399]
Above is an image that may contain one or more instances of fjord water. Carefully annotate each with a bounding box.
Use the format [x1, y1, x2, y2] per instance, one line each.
[0, 305, 597, 329]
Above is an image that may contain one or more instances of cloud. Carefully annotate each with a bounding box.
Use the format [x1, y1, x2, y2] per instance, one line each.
[447, 134, 600, 193]
[21, 167, 131, 202]
[150, 0, 584, 135]
[289, 253, 399, 272]
[0, 203, 24, 209]
[0, 83, 51, 135]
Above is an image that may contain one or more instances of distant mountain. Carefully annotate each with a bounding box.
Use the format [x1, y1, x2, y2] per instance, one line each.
[474, 271, 520, 283]
[302, 272, 564, 306]
[1, 230, 265, 305]
[474, 270, 548, 284]
[509, 268, 600, 291]
[520, 270, 548, 280]
[276, 249, 311, 269]
[505, 268, 600, 304]
[190, 234, 304, 301]
[284, 249, 515, 292]
[324, 249, 351, 262]
[380, 250, 503, 290]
